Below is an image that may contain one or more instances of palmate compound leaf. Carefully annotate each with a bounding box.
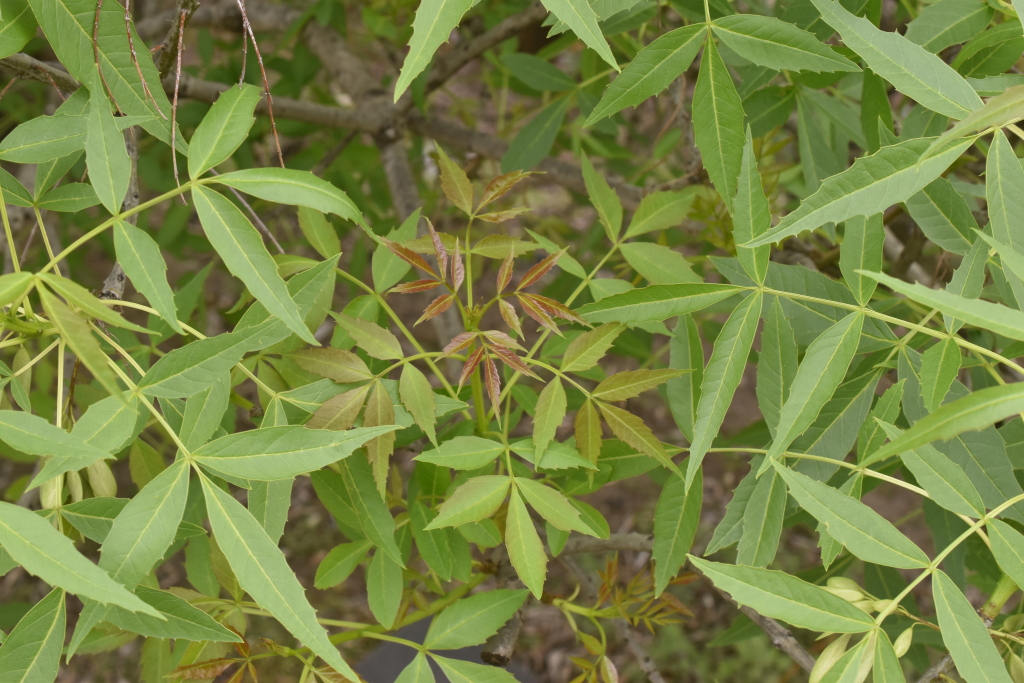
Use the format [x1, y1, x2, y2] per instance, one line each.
[688, 557, 875, 633]
[192, 425, 400, 481]
[745, 137, 976, 247]
[775, 464, 930, 568]
[199, 473, 359, 679]
[933, 570, 1014, 683]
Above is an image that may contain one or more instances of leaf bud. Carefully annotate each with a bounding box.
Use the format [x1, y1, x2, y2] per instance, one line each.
[66, 470, 84, 503]
[826, 577, 863, 592]
[39, 477, 62, 510]
[852, 599, 876, 613]
[893, 627, 914, 658]
[809, 634, 851, 683]
[87, 460, 117, 498]
[872, 599, 893, 613]
[823, 587, 864, 602]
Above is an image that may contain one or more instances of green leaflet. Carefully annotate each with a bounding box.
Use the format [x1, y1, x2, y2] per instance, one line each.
[733, 128, 771, 284]
[581, 154, 623, 241]
[532, 379, 566, 460]
[931, 85, 1024, 154]
[712, 15, 858, 74]
[0, 411, 109, 488]
[775, 464, 930, 568]
[578, 283, 741, 323]
[839, 215, 883, 306]
[114, 221, 182, 334]
[432, 656, 519, 683]
[747, 137, 975, 247]
[539, 0, 618, 71]
[200, 474, 359, 680]
[562, 323, 624, 372]
[0, 587, 64, 683]
[180, 373, 231, 452]
[797, 91, 841, 192]
[868, 381, 1024, 464]
[987, 132, 1024, 306]
[920, 338, 961, 414]
[763, 312, 864, 465]
[736, 466, 786, 568]
[25, 0, 176, 144]
[315, 540, 373, 589]
[688, 557, 875, 633]
[338, 458, 405, 566]
[423, 589, 528, 650]
[373, 210, 420, 292]
[505, 488, 546, 598]
[248, 479, 293, 545]
[104, 587, 242, 642]
[987, 520, 1024, 591]
[904, 178, 978, 256]
[0, 113, 87, 164]
[693, 38, 745, 213]
[878, 421, 984, 517]
[515, 478, 590, 535]
[426, 476, 511, 529]
[620, 242, 700, 285]
[653, 468, 702, 595]
[367, 550, 403, 628]
[193, 425, 399, 481]
[297, 207, 342, 260]
[415, 436, 504, 470]
[188, 84, 262, 179]
[0, 501, 158, 616]
[585, 25, 706, 125]
[904, 0, 993, 53]
[872, 630, 906, 683]
[193, 186, 315, 344]
[501, 96, 572, 172]
[686, 291, 763, 487]
[395, 653, 436, 683]
[933, 570, 1013, 683]
[85, 86, 130, 215]
[625, 190, 697, 238]
[667, 315, 704, 443]
[0, 0, 36, 59]
[211, 168, 363, 225]
[329, 312, 403, 360]
[756, 298, 797, 439]
[394, 0, 474, 100]
[502, 53, 576, 92]
[809, 0, 982, 119]
[400, 363, 438, 446]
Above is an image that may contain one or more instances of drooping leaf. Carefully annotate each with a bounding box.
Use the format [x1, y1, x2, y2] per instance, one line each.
[581, 154, 623, 242]
[667, 315, 704, 443]
[736, 467, 786, 568]
[366, 550, 403, 629]
[688, 557, 875, 632]
[104, 587, 242, 642]
[297, 206, 342, 260]
[200, 474, 358, 679]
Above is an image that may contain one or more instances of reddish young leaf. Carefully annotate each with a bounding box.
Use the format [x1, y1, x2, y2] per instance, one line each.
[458, 345, 486, 390]
[389, 279, 443, 294]
[521, 293, 588, 325]
[168, 659, 237, 680]
[500, 299, 524, 337]
[416, 293, 456, 325]
[483, 354, 502, 409]
[441, 332, 475, 357]
[518, 249, 565, 290]
[497, 250, 515, 293]
[481, 329, 524, 351]
[517, 294, 562, 336]
[489, 344, 540, 379]
[452, 239, 465, 290]
[477, 208, 530, 223]
[479, 170, 536, 209]
[381, 238, 438, 278]
[426, 218, 448, 279]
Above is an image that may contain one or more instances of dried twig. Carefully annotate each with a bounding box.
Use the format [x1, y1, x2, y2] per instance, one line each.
[235, 0, 284, 167]
[92, 0, 121, 111]
[914, 654, 954, 683]
[124, 0, 165, 118]
[157, 0, 201, 80]
[170, 8, 187, 192]
[736, 606, 815, 673]
[614, 619, 668, 683]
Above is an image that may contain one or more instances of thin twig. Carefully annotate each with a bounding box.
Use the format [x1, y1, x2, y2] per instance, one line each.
[236, 0, 284, 167]
[0, 76, 19, 104]
[614, 619, 668, 683]
[124, 0, 165, 118]
[35, 67, 66, 101]
[914, 654, 954, 683]
[170, 8, 186, 195]
[157, 0, 201, 79]
[92, 0, 121, 111]
[737, 606, 815, 673]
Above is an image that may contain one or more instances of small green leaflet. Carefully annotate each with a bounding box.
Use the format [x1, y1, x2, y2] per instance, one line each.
[315, 540, 373, 589]
[85, 86, 130, 215]
[653, 469, 702, 595]
[920, 338, 961, 414]
[692, 38, 745, 214]
[505, 488, 547, 598]
[711, 15, 858, 74]
[114, 221, 182, 334]
[0, 587, 64, 683]
[423, 589, 528, 650]
[426, 476, 511, 529]
[394, 0, 475, 101]
[415, 436, 504, 470]
[367, 550, 403, 628]
[987, 520, 1024, 591]
[539, 0, 618, 71]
